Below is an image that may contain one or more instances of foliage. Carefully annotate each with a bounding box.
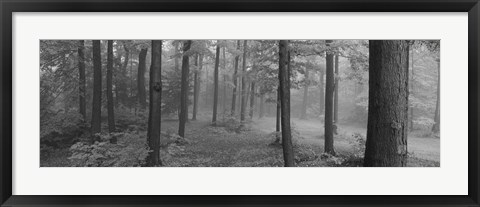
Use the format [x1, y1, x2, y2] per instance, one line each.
[40, 111, 87, 147]
[115, 105, 148, 131]
[68, 132, 150, 167]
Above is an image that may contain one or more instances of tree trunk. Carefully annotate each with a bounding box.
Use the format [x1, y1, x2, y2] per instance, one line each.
[77, 40, 86, 120]
[278, 40, 295, 167]
[222, 46, 227, 120]
[106, 40, 116, 134]
[117, 42, 129, 106]
[212, 44, 220, 125]
[249, 81, 255, 118]
[147, 40, 163, 166]
[364, 40, 409, 167]
[240, 40, 248, 122]
[231, 41, 240, 116]
[324, 40, 335, 155]
[275, 87, 281, 143]
[410, 48, 415, 131]
[91, 40, 102, 137]
[319, 69, 325, 116]
[138, 48, 148, 110]
[432, 58, 440, 133]
[301, 66, 309, 119]
[179, 40, 191, 137]
[334, 54, 339, 125]
[192, 54, 201, 121]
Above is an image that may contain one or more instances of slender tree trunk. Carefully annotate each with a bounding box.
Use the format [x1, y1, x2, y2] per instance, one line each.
[334, 54, 339, 125]
[117, 42, 129, 106]
[249, 81, 255, 118]
[364, 40, 409, 167]
[432, 58, 440, 133]
[324, 40, 336, 155]
[192, 54, 201, 121]
[240, 40, 248, 122]
[231, 41, 240, 116]
[301, 66, 309, 119]
[91, 40, 102, 137]
[278, 40, 295, 167]
[138, 48, 148, 110]
[147, 40, 163, 166]
[212, 44, 221, 125]
[222, 46, 227, 119]
[319, 69, 325, 116]
[77, 40, 86, 120]
[179, 40, 191, 137]
[106, 40, 116, 134]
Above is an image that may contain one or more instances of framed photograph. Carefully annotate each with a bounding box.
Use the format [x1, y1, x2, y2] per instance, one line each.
[1, 0, 479, 206]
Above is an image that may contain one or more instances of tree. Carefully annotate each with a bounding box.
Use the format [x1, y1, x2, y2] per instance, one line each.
[364, 40, 409, 167]
[147, 40, 163, 166]
[179, 40, 192, 137]
[318, 68, 325, 116]
[334, 54, 339, 124]
[324, 40, 335, 155]
[240, 40, 248, 122]
[212, 44, 221, 125]
[77, 40, 86, 120]
[275, 87, 281, 144]
[231, 40, 240, 116]
[116, 41, 130, 106]
[278, 40, 295, 167]
[249, 81, 255, 118]
[432, 57, 440, 133]
[138, 48, 148, 110]
[91, 40, 102, 137]
[106, 40, 116, 134]
[192, 54, 202, 121]
[300, 66, 309, 119]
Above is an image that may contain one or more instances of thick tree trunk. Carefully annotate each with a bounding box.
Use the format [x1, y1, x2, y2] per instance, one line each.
[432, 58, 440, 133]
[319, 69, 325, 116]
[138, 48, 148, 110]
[259, 95, 264, 118]
[249, 81, 255, 118]
[77, 40, 86, 120]
[301, 67, 309, 119]
[212, 44, 220, 125]
[324, 40, 335, 155]
[147, 40, 163, 166]
[279, 40, 295, 167]
[106, 40, 116, 134]
[364, 40, 409, 167]
[240, 40, 248, 122]
[91, 40, 102, 137]
[334, 55, 339, 124]
[179, 40, 192, 137]
[231, 41, 240, 116]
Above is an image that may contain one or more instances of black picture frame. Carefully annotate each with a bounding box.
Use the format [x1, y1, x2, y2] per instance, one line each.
[1, 0, 479, 206]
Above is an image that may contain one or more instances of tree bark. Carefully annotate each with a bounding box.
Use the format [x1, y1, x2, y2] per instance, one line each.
[147, 40, 163, 166]
[106, 40, 116, 134]
[212, 44, 221, 125]
[432, 58, 440, 133]
[240, 40, 248, 122]
[275, 87, 281, 143]
[364, 40, 409, 167]
[91, 40, 102, 137]
[278, 40, 295, 167]
[301, 66, 309, 119]
[138, 48, 148, 110]
[334, 54, 339, 124]
[117, 42, 129, 106]
[179, 40, 191, 137]
[231, 41, 240, 116]
[410, 48, 415, 131]
[324, 40, 335, 155]
[77, 40, 86, 120]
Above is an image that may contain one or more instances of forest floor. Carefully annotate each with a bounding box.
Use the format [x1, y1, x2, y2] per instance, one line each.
[42, 113, 440, 167]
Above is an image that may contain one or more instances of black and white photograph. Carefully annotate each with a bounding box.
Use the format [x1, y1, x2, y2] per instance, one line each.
[40, 40, 440, 167]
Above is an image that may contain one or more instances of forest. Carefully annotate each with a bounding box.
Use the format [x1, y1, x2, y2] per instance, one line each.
[40, 39, 440, 167]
